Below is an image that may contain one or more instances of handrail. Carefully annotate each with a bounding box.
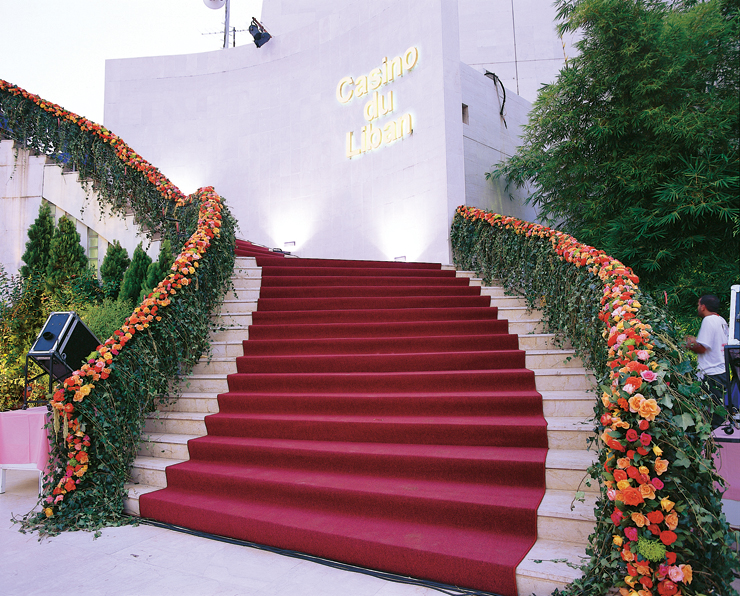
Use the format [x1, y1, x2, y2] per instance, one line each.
[451, 206, 737, 595]
[1, 80, 236, 534]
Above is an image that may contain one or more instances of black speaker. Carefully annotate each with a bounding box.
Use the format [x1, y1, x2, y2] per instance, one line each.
[27, 312, 101, 383]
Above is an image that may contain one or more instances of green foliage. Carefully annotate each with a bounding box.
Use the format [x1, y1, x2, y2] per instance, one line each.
[100, 241, 130, 300]
[139, 239, 174, 302]
[118, 243, 151, 305]
[46, 215, 88, 293]
[77, 299, 134, 343]
[489, 0, 740, 330]
[20, 202, 55, 278]
[451, 210, 739, 596]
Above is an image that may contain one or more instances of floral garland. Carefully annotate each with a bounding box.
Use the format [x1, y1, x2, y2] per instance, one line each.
[455, 206, 695, 596]
[43, 187, 223, 517]
[0, 79, 186, 207]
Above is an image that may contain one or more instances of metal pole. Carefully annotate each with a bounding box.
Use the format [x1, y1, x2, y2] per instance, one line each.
[223, 0, 231, 49]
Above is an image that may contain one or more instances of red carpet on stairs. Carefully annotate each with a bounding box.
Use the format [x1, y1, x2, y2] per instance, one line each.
[140, 239, 548, 596]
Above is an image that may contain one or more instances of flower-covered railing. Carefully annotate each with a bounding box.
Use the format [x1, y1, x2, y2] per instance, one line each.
[451, 206, 738, 596]
[0, 80, 236, 534]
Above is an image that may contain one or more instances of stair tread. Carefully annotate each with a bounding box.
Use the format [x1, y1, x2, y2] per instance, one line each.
[538, 489, 598, 522]
[142, 432, 199, 444]
[133, 455, 187, 470]
[516, 537, 587, 582]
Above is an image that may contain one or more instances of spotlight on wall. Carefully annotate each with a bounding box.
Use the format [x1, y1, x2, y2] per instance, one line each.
[249, 17, 271, 48]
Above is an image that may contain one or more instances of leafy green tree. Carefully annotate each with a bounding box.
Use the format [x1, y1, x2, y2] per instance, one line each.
[490, 0, 739, 329]
[100, 241, 131, 300]
[20, 202, 55, 278]
[118, 243, 152, 305]
[139, 239, 174, 301]
[46, 215, 88, 293]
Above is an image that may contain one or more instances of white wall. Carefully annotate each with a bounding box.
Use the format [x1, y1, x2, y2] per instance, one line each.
[460, 64, 537, 220]
[458, 0, 578, 102]
[0, 139, 158, 277]
[105, 0, 467, 264]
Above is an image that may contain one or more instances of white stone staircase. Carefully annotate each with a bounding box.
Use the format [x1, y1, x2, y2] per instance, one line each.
[125, 260, 598, 596]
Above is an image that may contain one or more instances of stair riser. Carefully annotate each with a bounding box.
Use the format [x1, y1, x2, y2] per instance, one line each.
[257, 296, 492, 311]
[252, 307, 499, 325]
[546, 430, 595, 450]
[534, 373, 595, 392]
[261, 267, 458, 278]
[159, 396, 220, 413]
[144, 417, 207, 435]
[163, 465, 540, 533]
[261, 276, 473, 288]
[507, 320, 545, 334]
[526, 353, 582, 369]
[518, 335, 572, 350]
[217, 392, 543, 417]
[204, 417, 548, 448]
[517, 576, 570, 596]
[208, 342, 244, 358]
[213, 313, 253, 327]
[545, 469, 598, 493]
[260, 286, 484, 299]
[219, 297, 260, 311]
[240, 335, 521, 356]
[234, 351, 527, 374]
[248, 320, 511, 340]
[130, 465, 167, 488]
[210, 328, 249, 342]
[542, 398, 595, 418]
[192, 360, 238, 375]
[188, 440, 546, 487]
[228, 278, 262, 290]
[181, 377, 229, 393]
[232, 268, 262, 279]
[138, 440, 191, 460]
[497, 308, 544, 322]
[538, 516, 595, 544]
[226, 370, 536, 394]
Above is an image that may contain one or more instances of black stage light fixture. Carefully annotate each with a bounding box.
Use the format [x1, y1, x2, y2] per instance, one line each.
[24, 312, 100, 406]
[249, 17, 271, 48]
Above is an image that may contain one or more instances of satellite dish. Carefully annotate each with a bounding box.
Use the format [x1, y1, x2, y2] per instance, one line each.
[203, 0, 225, 9]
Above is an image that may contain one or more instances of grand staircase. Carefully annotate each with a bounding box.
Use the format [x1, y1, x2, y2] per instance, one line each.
[125, 242, 597, 596]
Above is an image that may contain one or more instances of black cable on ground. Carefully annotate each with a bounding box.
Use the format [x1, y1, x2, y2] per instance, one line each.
[135, 517, 504, 596]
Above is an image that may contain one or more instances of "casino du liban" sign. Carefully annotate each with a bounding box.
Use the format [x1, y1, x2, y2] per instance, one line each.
[336, 46, 418, 159]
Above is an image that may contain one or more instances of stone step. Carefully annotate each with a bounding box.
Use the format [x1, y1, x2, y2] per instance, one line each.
[545, 449, 598, 493]
[211, 312, 253, 327]
[534, 368, 595, 392]
[178, 373, 229, 394]
[138, 432, 196, 460]
[123, 483, 162, 516]
[159, 393, 220, 413]
[507, 319, 545, 335]
[210, 327, 250, 342]
[487, 296, 529, 308]
[497, 306, 544, 322]
[232, 267, 262, 279]
[223, 288, 262, 302]
[545, 416, 595, 450]
[208, 340, 245, 358]
[526, 350, 582, 369]
[216, 301, 258, 316]
[191, 357, 238, 375]
[537, 489, 597, 544]
[540, 390, 596, 418]
[516, 538, 587, 596]
[518, 333, 572, 351]
[144, 411, 207, 435]
[129, 455, 183, 489]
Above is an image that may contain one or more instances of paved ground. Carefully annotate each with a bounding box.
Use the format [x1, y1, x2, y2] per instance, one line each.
[1, 469, 440, 596]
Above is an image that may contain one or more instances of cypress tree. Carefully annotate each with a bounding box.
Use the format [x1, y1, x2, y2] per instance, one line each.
[119, 243, 152, 305]
[139, 239, 174, 302]
[20, 202, 55, 278]
[46, 215, 88, 293]
[100, 241, 131, 300]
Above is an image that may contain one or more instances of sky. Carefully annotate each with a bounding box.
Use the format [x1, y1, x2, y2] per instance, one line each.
[0, 0, 263, 124]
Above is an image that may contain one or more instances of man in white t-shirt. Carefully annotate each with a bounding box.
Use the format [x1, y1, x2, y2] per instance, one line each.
[685, 294, 729, 426]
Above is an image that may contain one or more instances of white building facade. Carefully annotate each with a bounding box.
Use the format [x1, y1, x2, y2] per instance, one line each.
[3, 0, 574, 273]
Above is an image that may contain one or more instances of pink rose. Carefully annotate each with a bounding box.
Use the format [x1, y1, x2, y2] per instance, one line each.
[652, 477, 664, 490]
[611, 509, 624, 525]
[625, 526, 639, 541]
[637, 350, 650, 361]
[668, 565, 684, 583]
[641, 370, 657, 382]
[640, 433, 652, 446]
[607, 488, 617, 501]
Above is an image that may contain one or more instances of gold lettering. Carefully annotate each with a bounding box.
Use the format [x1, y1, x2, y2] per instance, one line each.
[368, 68, 382, 90]
[403, 47, 419, 71]
[383, 121, 397, 144]
[336, 77, 354, 103]
[387, 57, 403, 82]
[398, 113, 413, 137]
[346, 131, 361, 158]
[355, 75, 368, 98]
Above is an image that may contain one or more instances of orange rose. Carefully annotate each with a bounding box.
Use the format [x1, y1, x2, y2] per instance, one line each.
[654, 457, 669, 475]
[631, 512, 648, 527]
[638, 398, 661, 421]
[628, 394, 645, 413]
[665, 510, 678, 530]
[617, 457, 631, 469]
[619, 487, 645, 506]
[680, 564, 692, 584]
[639, 483, 656, 500]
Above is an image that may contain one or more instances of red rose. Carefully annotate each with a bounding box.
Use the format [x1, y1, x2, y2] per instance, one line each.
[626, 429, 639, 442]
[614, 470, 628, 482]
[647, 510, 664, 524]
[660, 530, 678, 546]
[639, 420, 650, 431]
[640, 432, 652, 446]
[665, 551, 676, 565]
[611, 509, 624, 525]
[637, 446, 649, 456]
[657, 579, 678, 595]
[640, 576, 654, 589]
[627, 466, 640, 479]
[648, 524, 661, 535]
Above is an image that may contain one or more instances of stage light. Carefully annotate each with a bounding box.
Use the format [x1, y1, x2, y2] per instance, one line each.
[249, 17, 271, 48]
